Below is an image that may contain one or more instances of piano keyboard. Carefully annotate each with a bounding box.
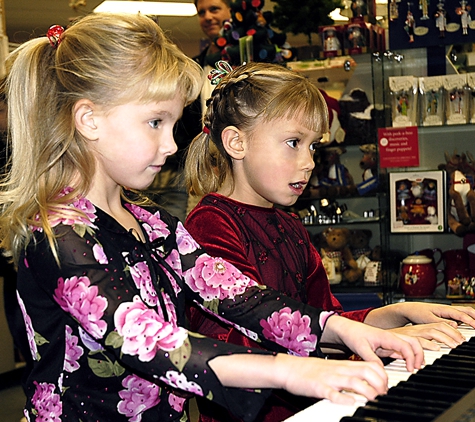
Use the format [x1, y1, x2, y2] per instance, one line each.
[284, 324, 475, 422]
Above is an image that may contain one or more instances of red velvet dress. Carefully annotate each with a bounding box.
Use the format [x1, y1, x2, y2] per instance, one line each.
[185, 193, 372, 422]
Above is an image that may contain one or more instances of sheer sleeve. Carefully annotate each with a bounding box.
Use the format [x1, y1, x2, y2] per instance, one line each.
[182, 207, 333, 358]
[21, 223, 272, 421]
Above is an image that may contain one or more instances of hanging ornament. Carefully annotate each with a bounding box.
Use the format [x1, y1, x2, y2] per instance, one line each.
[390, 0, 400, 20]
[419, 0, 430, 19]
[434, 2, 447, 37]
[405, 4, 416, 42]
[456, 0, 472, 35]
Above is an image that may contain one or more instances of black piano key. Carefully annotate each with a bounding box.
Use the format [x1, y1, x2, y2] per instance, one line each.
[373, 393, 450, 411]
[404, 372, 475, 390]
[418, 365, 475, 380]
[350, 404, 438, 421]
[434, 355, 475, 369]
[386, 383, 464, 404]
[340, 418, 387, 422]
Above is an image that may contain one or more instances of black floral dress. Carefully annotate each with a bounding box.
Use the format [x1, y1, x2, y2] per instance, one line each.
[17, 194, 333, 421]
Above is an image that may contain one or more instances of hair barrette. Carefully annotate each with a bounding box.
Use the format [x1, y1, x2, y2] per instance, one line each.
[47, 25, 65, 48]
[208, 60, 234, 86]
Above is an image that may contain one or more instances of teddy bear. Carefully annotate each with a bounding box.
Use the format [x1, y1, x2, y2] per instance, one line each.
[356, 143, 378, 195]
[349, 228, 381, 265]
[316, 227, 363, 285]
[317, 147, 357, 198]
[438, 150, 475, 236]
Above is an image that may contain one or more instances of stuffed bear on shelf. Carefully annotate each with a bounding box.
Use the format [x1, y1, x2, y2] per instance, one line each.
[308, 147, 357, 198]
[438, 150, 475, 236]
[315, 227, 363, 285]
[356, 143, 379, 195]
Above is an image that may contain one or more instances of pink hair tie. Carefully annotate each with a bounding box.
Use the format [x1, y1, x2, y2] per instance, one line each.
[203, 126, 210, 134]
[47, 25, 65, 48]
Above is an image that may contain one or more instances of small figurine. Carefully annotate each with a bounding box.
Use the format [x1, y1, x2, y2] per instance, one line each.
[426, 90, 439, 115]
[411, 181, 424, 197]
[397, 181, 411, 200]
[420, 0, 429, 19]
[456, 0, 472, 35]
[323, 28, 341, 52]
[405, 10, 416, 42]
[450, 89, 465, 115]
[347, 25, 365, 49]
[397, 93, 410, 115]
[390, 0, 399, 20]
[434, 3, 447, 37]
[351, 0, 368, 17]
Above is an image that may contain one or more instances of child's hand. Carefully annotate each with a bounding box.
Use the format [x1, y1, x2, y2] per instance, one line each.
[322, 315, 424, 372]
[389, 322, 463, 350]
[278, 355, 388, 405]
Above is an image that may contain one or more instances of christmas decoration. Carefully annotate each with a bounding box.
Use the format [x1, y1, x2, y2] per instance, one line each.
[208, 0, 293, 67]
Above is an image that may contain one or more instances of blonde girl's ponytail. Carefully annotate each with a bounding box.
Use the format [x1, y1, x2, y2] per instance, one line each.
[184, 130, 230, 197]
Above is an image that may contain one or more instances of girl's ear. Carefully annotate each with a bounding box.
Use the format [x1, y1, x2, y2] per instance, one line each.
[221, 126, 245, 160]
[74, 99, 98, 140]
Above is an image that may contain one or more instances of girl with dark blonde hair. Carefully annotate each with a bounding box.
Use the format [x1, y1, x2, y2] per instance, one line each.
[185, 61, 475, 421]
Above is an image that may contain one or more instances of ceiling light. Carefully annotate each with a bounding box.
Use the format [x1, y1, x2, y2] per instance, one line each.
[93, 1, 197, 16]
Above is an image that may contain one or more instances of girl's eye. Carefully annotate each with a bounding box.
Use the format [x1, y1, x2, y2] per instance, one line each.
[149, 119, 162, 129]
[286, 139, 299, 148]
[310, 142, 320, 151]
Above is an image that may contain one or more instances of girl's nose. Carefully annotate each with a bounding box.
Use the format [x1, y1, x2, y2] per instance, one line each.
[162, 132, 178, 156]
[304, 151, 316, 172]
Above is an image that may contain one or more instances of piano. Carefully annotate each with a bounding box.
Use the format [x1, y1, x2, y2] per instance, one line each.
[285, 324, 475, 422]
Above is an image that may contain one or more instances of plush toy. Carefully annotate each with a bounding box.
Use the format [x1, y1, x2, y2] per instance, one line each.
[338, 88, 382, 146]
[349, 229, 374, 267]
[438, 151, 475, 236]
[318, 147, 357, 197]
[319, 89, 346, 146]
[317, 227, 363, 284]
[356, 143, 378, 195]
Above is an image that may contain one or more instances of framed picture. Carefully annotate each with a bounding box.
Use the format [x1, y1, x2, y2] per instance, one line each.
[389, 170, 445, 233]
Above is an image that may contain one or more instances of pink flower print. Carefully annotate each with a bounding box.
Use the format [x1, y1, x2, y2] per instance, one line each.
[184, 254, 257, 301]
[129, 261, 158, 306]
[175, 222, 200, 254]
[160, 370, 203, 396]
[260, 307, 317, 357]
[125, 204, 170, 242]
[71, 195, 97, 221]
[163, 250, 183, 294]
[114, 296, 188, 361]
[92, 243, 108, 264]
[158, 292, 178, 324]
[54, 276, 108, 339]
[31, 381, 62, 421]
[118, 374, 160, 422]
[319, 311, 335, 331]
[17, 292, 38, 361]
[64, 325, 84, 373]
[47, 196, 98, 229]
[168, 393, 186, 413]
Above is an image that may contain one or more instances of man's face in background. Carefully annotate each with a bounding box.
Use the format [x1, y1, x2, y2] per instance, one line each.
[196, 0, 231, 40]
